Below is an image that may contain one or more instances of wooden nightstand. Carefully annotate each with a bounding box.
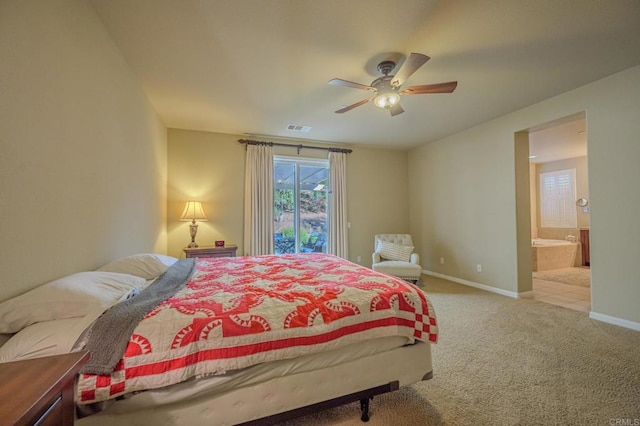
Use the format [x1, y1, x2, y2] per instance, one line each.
[0, 351, 89, 425]
[183, 245, 238, 259]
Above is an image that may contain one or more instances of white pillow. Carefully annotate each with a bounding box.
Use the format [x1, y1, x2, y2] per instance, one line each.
[97, 253, 178, 279]
[377, 240, 414, 262]
[0, 316, 96, 362]
[0, 271, 145, 333]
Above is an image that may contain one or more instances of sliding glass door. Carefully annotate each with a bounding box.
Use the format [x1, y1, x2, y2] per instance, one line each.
[273, 157, 328, 255]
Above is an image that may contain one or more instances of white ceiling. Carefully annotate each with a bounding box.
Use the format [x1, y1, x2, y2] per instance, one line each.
[90, 0, 640, 150]
[529, 115, 587, 163]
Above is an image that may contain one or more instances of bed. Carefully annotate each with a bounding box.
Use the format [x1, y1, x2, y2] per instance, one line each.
[0, 253, 437, 425]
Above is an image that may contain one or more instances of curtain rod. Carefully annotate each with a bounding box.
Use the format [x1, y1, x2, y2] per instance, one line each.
[238, 139, 352, 154]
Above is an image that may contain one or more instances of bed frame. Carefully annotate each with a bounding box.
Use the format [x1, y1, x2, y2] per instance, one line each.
[240, 381, 399, 425]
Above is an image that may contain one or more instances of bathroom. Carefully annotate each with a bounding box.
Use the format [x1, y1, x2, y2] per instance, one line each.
[529, 116, 591, 311]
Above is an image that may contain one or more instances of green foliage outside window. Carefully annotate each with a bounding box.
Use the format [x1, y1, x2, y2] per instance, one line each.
[274, 182, 327, 216]
[280, 226, 309, 243]
[274, 189, 294, 217]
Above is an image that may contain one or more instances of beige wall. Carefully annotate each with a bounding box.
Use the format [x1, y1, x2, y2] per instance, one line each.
[409, 65, 640, 325]
[0, 0, 167, 301]
[514, 132, 533, 293]
[347, 146, 410, 267]
[409, 125, 516, 289]
[536, 156, 590, 231]
[167, 129, 409, 266]
[167, 130, 245, 258]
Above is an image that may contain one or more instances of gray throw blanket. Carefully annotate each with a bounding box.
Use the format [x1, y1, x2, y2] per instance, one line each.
[81, 258, 195, 375]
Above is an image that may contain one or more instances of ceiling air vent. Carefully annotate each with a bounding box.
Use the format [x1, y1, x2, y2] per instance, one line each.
[286, 124, 312, 133]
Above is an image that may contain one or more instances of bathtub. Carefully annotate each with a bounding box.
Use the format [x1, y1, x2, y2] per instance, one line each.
[531, 238, 578, 271]
[532, 238, 572, 246]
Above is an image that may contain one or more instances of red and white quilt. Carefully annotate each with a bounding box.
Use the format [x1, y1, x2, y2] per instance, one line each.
[77, 254, 438, 404]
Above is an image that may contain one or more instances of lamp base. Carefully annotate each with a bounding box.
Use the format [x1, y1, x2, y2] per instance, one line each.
[188, 221, 199, 248]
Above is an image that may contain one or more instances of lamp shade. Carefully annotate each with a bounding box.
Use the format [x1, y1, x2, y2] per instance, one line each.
[179, 201, 208, 221]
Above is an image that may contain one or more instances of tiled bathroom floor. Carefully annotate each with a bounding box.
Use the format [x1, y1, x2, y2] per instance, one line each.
[532, 278, 591, 312]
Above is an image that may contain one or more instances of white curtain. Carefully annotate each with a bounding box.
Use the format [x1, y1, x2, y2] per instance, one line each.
[243, 143, 274, 255]
[328, 151, 348, 258]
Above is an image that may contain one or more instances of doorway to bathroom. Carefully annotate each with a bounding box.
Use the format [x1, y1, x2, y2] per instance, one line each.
[527, 113, 591, 312]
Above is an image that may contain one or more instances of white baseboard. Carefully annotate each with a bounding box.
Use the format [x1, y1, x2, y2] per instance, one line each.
[589, 311, 640, 331]
[423, 270, 640, 332]
[422, 270, 529, 299]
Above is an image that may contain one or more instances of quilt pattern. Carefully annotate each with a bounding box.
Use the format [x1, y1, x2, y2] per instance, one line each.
[78, 254, 437, 403]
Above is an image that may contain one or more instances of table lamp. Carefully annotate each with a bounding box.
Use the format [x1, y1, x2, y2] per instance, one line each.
[180, 201, 208, 248]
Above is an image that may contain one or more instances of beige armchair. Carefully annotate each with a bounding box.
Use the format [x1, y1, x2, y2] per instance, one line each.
[371, 234, 422, 283]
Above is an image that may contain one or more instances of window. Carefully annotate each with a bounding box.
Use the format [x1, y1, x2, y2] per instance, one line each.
[539, 168, 577, 228]
[273, 157, 329, 254]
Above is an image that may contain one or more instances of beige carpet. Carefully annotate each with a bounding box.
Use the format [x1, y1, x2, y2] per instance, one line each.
[533, 266, 591, 287]
[281, 276, 640, 425]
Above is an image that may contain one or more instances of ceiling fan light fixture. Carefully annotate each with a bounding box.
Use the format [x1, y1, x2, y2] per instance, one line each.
[373, 92, 400, 109]
[329, 53, 456, 115]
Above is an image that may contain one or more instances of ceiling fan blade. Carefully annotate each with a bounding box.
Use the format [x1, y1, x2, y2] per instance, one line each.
[328, 78, 376, 91]
[400, 81, 458, 95]
[391, 53, 430, 87]
[389, 103, 405, 117]
[335, 98, 373, 114]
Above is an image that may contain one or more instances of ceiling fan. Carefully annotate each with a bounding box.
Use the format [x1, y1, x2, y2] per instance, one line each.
[328, 53, 457, 116]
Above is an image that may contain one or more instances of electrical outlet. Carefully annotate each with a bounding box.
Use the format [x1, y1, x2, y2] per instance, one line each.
[356, 256, 362, 263]
[477, 264, 482, 272]
[440, 257, 445, 264]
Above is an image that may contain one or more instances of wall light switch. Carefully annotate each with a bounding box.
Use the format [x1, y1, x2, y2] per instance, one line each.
[440, 257, 445, 264]
[477, 264, 482, 272]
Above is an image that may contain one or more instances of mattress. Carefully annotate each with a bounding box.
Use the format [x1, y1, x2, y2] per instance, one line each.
[78, 338, 433, 425]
